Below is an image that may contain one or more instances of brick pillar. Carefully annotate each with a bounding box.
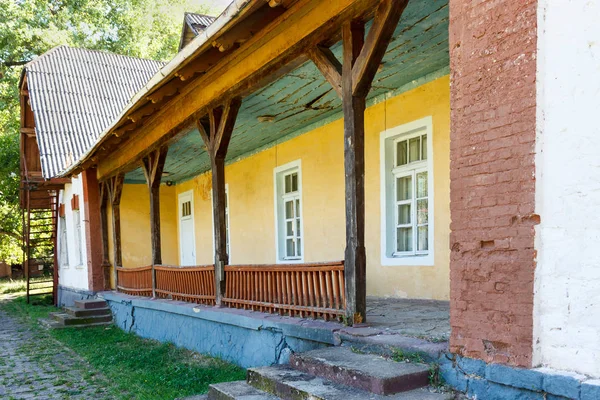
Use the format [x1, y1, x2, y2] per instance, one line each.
[82, 168, 105, 292]
[449, 0, 538, 367]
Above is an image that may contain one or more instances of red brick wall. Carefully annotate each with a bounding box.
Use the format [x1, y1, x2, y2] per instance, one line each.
[449, 0, 538, 367]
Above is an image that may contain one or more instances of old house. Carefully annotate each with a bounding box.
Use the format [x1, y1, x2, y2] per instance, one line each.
[19, 1, 600, 399]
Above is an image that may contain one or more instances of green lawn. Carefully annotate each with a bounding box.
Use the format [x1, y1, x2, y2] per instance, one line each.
[0, 279, 246, 399]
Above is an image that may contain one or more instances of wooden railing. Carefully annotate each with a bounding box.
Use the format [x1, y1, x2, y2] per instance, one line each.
[154, 265, 216, 305]
[222, 261, 345, 320]
[116, 266, 152, 297]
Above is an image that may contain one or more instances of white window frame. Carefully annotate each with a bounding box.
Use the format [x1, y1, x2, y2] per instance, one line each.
[274, 160, 304, 263]
[211, 184, 231, 262]
[59, 213, 69, 269]
[380, 116, 434, 266]
[73, 208, 83, 268]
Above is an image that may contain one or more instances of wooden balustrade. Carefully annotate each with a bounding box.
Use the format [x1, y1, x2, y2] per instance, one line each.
[154, 265, 216, 305]
[116, 266, 152, 297]
[222, 261, 345, 320]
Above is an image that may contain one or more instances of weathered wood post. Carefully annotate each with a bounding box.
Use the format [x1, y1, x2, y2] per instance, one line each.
[141, 147, 168, 297]
[309, 0, 408, 323]
[99, 181, 111, 290]
[197, 97, 242, 306]
[108, 174, 124, 290]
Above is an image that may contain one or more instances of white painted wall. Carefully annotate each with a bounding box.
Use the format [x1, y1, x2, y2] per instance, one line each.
[534, 0, 600, 377]
[57, 175, 89, 291]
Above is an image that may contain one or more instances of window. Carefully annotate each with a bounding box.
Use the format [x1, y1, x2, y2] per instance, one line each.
[274, 161, 303, 262]
[73, 209, 83, 266]
[182, 200, 192, 217]
[381, 117, 433, 266]
[59, 214, 69, 268]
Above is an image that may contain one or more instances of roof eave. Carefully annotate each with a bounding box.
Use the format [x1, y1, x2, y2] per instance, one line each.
[60, 0, 258, 179]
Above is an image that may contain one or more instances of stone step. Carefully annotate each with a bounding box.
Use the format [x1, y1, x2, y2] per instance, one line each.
[64, 306, 111, 318]
[39, 318, 113, 330]
[208, 381, 280, 400]
[74, 299, 107, 309]
[247, 366, 452, 400]
[50, 312, 112, 326]
[290, 347, 430, 395]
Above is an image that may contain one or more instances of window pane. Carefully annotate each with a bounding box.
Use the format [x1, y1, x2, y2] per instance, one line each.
[417, 199, 428, 224]
[397, 227, 413, 252]
[409, 137, 420, 162]
[396, 176, 412, 201]
[297, 239, 302, 256]
[417, 226, 428, 251]
[296, 219, 301, 236]
[286, 221, 293, 236]
[397, 204, 411, 225]
[291, 173, 298, 192]
[417, 172, 428, 198]
[285, 201, 294, 218]
[286, 239, 295, 257]
[285, 174, 291, 193]
[421, 135, 427, 160]
[295, 199, 300, 218]
[396, 140, 408, 166]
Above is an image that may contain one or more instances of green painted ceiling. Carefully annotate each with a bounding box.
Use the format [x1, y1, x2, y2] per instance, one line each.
[125, 0, 449, 184]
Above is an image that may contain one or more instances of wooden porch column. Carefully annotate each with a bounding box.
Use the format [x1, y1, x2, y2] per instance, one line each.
[197, 97, 242, 306]
[309, 0, 408, 323]
[141, 148, 168, 266]
[108, 174, 124, 288]
[99, 182, 111, 290]
[81, 168, 105, 292]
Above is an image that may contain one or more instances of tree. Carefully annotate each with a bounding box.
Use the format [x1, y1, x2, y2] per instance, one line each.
[0, 0, 220, 263]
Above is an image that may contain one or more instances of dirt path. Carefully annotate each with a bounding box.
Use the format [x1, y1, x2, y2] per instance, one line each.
[0, 303, 112, 399]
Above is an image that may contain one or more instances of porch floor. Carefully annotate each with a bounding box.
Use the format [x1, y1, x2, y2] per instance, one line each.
[365, 297, 450, 342]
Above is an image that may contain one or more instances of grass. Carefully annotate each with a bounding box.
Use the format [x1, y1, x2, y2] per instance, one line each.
[0, 279, 246, 399]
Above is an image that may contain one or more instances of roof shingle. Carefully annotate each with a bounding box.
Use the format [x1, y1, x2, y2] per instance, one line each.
[25, 45, 165, 178]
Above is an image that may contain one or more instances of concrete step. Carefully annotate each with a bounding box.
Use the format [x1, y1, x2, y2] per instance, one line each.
[39, 317, 113, 330]
[208, 381, 280, 400]
[74, 299, 107, 309]
[290, 347, 430, 395]
[247, 366, 452, 400]
[64, 306, 111, 318]
[50, 312, 112, 326]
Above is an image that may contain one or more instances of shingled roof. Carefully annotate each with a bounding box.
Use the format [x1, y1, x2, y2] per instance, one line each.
[23, 45, 165, 178]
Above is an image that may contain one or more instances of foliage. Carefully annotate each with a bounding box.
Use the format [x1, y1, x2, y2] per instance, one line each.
[0, 0, 220, 262]
[1, 289, 246, 399]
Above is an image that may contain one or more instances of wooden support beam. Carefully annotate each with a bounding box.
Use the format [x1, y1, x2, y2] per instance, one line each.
[307, 0, 408, 324]
[212, 6, 286, 52]
[141, 148, 168, 266]
[308, 46, 343, 98]
[99, 181, 111, 290]
[197, 97, 242, 306]
[107, 174, 124, 287]
[351, 0, 409, 98]
[342, 20, 367, 324]
[82, 168, 105, 292]
[147, 78, 189, 104]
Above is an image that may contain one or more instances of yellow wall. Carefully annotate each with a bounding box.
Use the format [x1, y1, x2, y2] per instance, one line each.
[114, 184, 178, 270]
[170, 76, 450, 300]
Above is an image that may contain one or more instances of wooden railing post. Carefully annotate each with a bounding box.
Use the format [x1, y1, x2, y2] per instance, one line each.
[141, 148, 168, 266]
[197, 97, 242, 306]
[308, 0, 408, 324]
[151, 264, 157, 298]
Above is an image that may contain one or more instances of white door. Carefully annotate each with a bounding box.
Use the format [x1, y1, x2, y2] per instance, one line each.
[178, 191, 196, 266]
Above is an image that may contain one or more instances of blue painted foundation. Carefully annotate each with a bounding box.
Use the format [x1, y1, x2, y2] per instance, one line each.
[57, 285, 95, 307]
[438, 354, 600, 400]
[96, 292, 599, 398]
[101, 292, 332, 368]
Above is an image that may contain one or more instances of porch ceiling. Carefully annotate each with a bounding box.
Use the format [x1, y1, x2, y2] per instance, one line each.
[125, 0, 448, 184]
